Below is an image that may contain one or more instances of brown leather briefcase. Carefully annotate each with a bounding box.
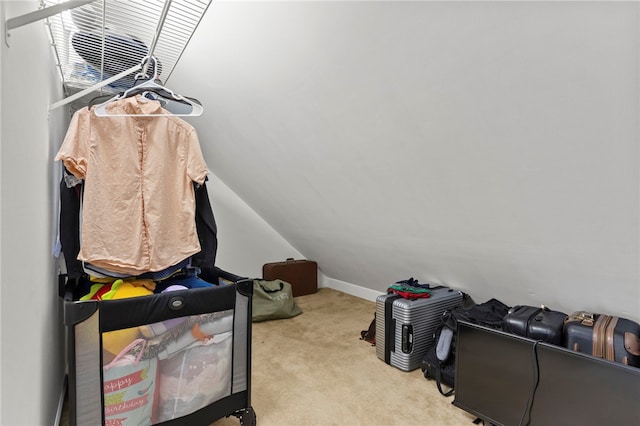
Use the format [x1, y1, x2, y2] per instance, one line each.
[262, 258, 318, 297]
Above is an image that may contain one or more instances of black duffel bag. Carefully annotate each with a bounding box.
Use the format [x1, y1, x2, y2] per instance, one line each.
[422, 298, 510, 396]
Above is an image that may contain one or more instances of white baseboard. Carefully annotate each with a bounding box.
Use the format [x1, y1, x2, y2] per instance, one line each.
[320, 276, 383, 302]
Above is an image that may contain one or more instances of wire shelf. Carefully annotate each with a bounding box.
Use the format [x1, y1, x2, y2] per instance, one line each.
[43, 0, 211, 104]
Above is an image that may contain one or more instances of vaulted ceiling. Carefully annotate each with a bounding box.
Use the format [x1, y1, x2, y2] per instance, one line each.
[170, 1, 639, 320]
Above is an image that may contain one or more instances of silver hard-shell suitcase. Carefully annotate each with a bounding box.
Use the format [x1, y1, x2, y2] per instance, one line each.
[376, 287, 463, 371]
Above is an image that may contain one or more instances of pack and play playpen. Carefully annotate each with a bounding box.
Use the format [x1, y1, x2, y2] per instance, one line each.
[62, 267, 256, 425]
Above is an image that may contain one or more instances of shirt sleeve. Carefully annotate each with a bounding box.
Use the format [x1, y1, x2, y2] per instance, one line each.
[54, 107, 90, 180]
[185, 127, 209, 185]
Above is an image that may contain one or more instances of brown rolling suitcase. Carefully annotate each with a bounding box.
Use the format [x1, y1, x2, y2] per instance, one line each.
[262, 258, 318, 297]
[564, 311, 640, 367]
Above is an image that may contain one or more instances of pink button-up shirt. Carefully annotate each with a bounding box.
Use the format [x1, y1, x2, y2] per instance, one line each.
[55, 95, 209, 275]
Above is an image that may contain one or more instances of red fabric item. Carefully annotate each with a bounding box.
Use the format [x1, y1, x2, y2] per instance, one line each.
[388, 289, 431, 299]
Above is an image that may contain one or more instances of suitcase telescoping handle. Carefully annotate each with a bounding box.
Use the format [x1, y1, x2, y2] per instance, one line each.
[565, 311, 596, 326]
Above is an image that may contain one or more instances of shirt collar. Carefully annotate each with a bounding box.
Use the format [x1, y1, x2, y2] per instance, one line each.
[103, 94, 165, 117]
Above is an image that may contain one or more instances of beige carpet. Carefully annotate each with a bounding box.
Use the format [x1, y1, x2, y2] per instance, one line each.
[61, 288, 477, 425]
[212, 288, 477, 426]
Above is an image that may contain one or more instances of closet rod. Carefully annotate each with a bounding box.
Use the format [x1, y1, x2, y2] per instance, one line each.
[5, 0, 95, 46]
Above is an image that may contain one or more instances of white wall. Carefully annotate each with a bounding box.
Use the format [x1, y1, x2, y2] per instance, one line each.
[204, 172, 305, 279]
[173, 1, 640, 322]
[0, 2, 67, 425]
[0, 4, 3, 422]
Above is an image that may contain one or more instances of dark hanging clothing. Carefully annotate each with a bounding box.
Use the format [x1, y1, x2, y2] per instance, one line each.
[58, 170, 218, 279]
